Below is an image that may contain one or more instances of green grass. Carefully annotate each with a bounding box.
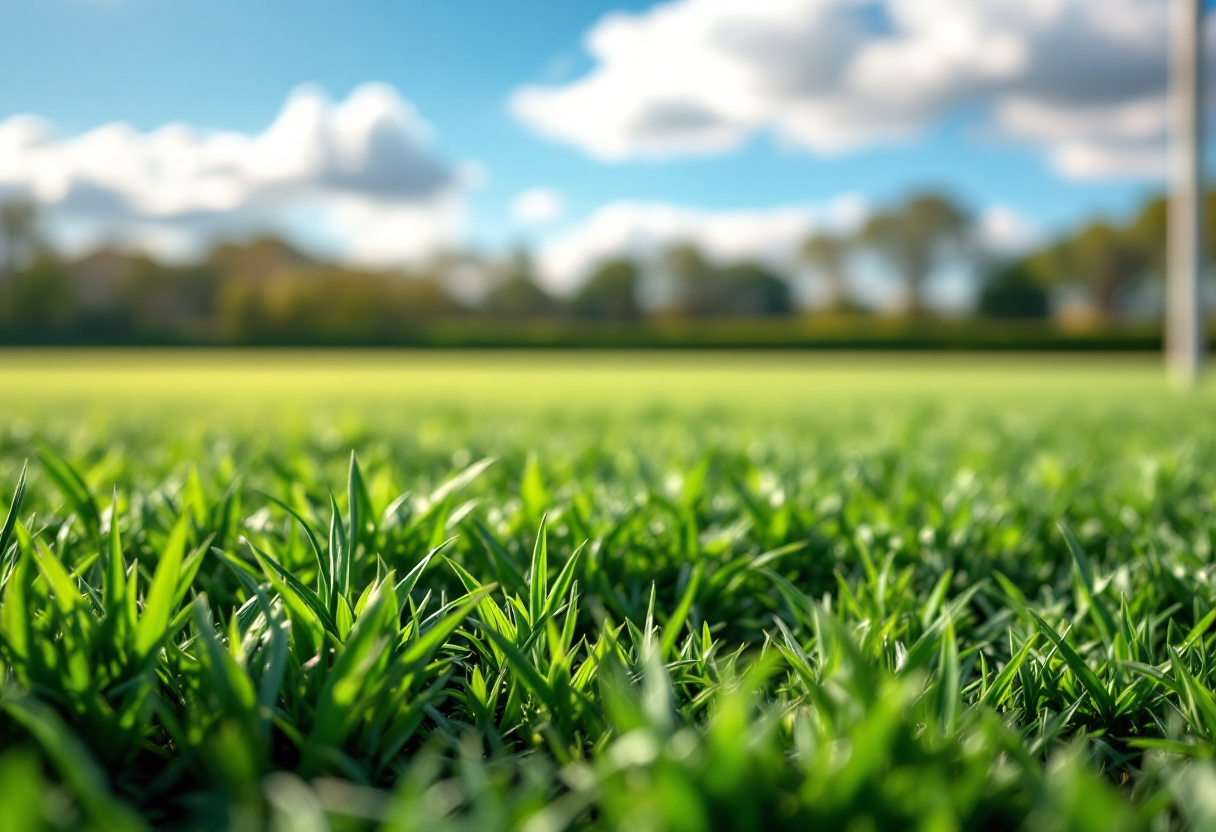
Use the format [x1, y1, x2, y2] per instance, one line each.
[4, 351, 1216, 831]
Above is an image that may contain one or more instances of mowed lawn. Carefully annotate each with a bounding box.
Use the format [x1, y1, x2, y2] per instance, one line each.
[0, 349, 1205, 431]
[2, 350, 1216, 832]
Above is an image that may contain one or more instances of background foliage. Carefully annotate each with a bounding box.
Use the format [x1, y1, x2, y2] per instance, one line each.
[1, 187, 1213, 346]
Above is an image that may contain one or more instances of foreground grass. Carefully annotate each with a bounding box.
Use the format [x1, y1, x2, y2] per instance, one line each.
[3, 352, 1216, 830]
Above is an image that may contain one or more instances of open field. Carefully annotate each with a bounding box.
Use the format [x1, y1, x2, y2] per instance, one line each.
[3, 351, 1216, 830]
[0, 348, 1203, 414]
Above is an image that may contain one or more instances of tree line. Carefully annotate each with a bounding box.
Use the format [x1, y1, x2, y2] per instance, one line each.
[0, 190, 1209, 344]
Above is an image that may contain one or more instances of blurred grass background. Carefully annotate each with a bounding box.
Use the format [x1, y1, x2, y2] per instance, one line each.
[4, 350, 1209, 487]
[0, 350, 1199, 413]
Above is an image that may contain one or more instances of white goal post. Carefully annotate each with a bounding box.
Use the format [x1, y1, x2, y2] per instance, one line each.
[1167, 0, 1205, 384]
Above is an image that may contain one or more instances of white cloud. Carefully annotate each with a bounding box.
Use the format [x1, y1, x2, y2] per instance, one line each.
[979, 204, 1039, 254]
[511, 0, 1173, 179]
[0, 83, 471, 265]
[511, 187, 565, 225]
[993, 94, 1168, 179]
[535, 194, 867, 291]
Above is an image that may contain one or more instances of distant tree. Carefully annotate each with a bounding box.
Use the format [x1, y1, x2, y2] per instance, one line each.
[663, 244, 719, 316]
[63, 250, 140, 338]
[717, 263, 793, 316]
[573, 259, 641, 319]
[1026, 222, 1146, 318]
[662, 246, 792, 317]
[1059, 191, 1216, 296]
[482, 252, 560, 318]
[0, 199, 41, 279]
[206, 236, 311, 282]
[978, 260, 1049, 319]
[217, 265, 458, 342]
[860, 193, 969, 316]
[484, 273, 559, 318]
[801, 232, 852, 311]
[3, 256, 77, 335]
[1125, 191, 1216, 280]
[1071, 223, 1149, 317]
[1129, 196, 1167, 277]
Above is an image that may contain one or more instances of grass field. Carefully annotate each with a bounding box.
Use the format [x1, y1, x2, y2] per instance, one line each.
[0, 349, 1189, 408]
[3, 351, 1216, 831]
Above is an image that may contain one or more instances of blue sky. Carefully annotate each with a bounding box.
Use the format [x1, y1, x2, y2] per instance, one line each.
[0, 0, 1192, 293]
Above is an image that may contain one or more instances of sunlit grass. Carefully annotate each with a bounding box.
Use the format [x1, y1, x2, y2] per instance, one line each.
[2, 351, 1216, 830]
[0, 349, 1196, 412]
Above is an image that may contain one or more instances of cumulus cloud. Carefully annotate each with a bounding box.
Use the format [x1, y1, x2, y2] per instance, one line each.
[511, 187, 565, 225]
[978, 204, 1039, 254]
[511, 0, 1174, 179]
[535, 195, 867, 291]
[0, 83, 470, 264]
